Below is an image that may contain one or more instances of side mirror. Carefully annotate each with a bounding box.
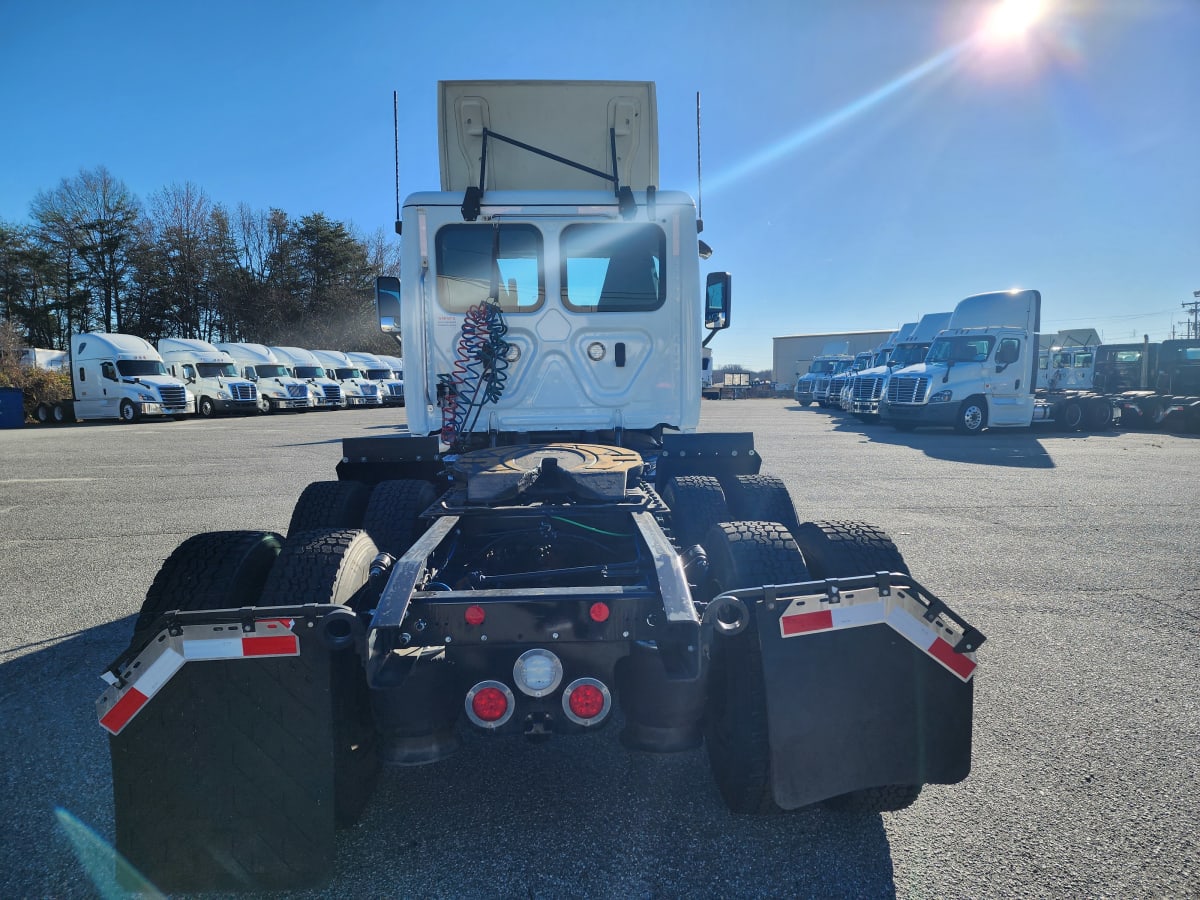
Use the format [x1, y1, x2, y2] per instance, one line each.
[377, 276, 402, 334]
[705, 272, 731, 331]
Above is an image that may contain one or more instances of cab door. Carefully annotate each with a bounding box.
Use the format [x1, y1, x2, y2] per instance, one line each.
[987, 333, 1034, 426]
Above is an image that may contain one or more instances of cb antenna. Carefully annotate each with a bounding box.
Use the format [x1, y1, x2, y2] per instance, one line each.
[393, 91, 402, 235]
[695, 91, 703, 225]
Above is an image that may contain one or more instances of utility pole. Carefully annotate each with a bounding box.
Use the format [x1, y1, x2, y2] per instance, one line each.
[1187, 290, 1200, 340]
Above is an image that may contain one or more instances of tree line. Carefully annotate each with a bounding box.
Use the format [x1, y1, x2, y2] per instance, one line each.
[0, 165, 401, 354]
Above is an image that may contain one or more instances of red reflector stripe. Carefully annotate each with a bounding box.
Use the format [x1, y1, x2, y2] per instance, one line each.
[928, 637, 976, 680]
[242, 634, 299, 657]
[100, 687, 148, 735]
[781, 609, 833, 635]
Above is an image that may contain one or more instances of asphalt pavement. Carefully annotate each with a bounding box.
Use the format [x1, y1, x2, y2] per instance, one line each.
[0, 401, 1196, 898]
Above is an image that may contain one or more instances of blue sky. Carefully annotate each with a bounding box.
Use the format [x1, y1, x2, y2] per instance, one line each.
[1, 0, 1196, 370]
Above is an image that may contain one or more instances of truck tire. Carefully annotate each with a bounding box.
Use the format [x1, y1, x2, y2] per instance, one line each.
[288, 480, 371, 536]
[198, 395, 216, 418]
[362, 479, 437, 557]
[823, 783, 923, 813]
[790, 520, 909, 579]
[52, 401, 73, 424]
[35, 402, 51, 424]
[953, 396, 986, 435]
[119, 398, 139, 423]
[1058, 399, 1084, 431]
[1083, 398, 1112, 431]
[131, 529, 284, 645]
[721, 474, 801, 537]
[704, 521, 809, 814]
[662, 475, 729, 549]
[259, 528, 381, 828]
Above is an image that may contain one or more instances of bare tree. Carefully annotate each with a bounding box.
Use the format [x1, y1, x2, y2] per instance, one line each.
[30, 166, 141, 333]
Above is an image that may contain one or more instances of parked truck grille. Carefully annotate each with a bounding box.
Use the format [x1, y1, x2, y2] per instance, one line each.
[886, 376, 929, 405]
[361, 384, 379, 397]
[159, 385, 187, 407]
[852, 376, 883, 402]
[286, 383, 308, 399]
[322, 384, 342, 403]
[814, 377, 831, 395]
[230, 383, 256, 401]
[387, 383, 404, 397]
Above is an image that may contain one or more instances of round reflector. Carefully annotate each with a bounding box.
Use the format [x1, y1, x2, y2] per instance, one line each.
[589, 602, 610, 623]
[464, 604, 486, 626]
[562, 677, 612, 726]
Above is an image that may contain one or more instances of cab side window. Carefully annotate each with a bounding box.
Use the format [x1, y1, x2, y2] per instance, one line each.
[101, 362, 117, 381]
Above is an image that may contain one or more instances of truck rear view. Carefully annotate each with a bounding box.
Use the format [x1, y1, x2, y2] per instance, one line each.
[96, 81, 984, 891]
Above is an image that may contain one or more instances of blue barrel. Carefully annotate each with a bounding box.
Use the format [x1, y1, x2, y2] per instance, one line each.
[0, 388, 24, 428]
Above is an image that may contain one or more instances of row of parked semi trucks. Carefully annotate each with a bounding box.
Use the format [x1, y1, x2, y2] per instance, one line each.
[28, 334, 406, 425]
[793, 289, 1200, 434]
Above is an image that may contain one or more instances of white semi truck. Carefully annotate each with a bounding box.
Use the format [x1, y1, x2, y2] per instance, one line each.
[214, 342, 315, 413]
[157, 338, 259, 418]
[269, 346, 344, 409]
[793, 341, 851, 406]
[848, 313, 951, 420]
[99, 81, 983, 891]
[37, 332, 193, 424]
[311, 349, 383, 407]
[880, 290, 1115, 433]
[347, 351, 406, 406]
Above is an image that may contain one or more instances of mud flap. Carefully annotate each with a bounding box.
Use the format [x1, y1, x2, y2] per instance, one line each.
[100, 612, 343, 891]
[752, 582, 978, 810]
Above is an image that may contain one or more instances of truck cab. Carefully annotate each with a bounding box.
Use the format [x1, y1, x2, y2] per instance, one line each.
[311, 350, 383, 408]
[347, 351, 406, 406]
[827, 351, 874, 411]
[215, 343, 314, 412]
[157, 338, 258, 417]
[270, 346, 344, 409]
[881, 291, 1040, 432]
[794, 342, 851, 407]
[67, 333, 194, 423]
[848, 314, 952, 420]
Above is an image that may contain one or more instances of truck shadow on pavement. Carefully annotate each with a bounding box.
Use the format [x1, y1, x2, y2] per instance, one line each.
[820, 413, 1128, 469]
[0, 620, 903, 899]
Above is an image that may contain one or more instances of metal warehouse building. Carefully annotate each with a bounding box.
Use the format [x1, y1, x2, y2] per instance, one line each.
[773, 331, 894, 388]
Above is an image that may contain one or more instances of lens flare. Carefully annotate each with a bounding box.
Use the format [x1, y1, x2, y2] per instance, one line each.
[985, 0, 1048, 41]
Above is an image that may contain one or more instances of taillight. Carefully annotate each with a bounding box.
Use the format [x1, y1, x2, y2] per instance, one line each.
[589, 602, 610, 623]
[465, 681, 514, 728]
[464, 604, 486, 626]
[562, 677, 611, 726]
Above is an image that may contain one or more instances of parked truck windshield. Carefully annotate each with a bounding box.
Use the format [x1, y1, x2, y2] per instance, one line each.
[888, 342, 933, 368]
[335, 367, 366, 379]
[116, 360, 168, 377]
[195, 362, 239, 378]
[293, 365, 325, 378]
[253, 364, 291, 378]
[927, 335, 995, 364]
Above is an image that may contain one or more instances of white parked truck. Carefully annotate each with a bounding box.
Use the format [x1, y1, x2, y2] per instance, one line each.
[157, 338, 259, 418]
[99, 81, 984, 891]
[347, 351, 406, 406]
[880, 290, 1115, 433]
[848, 313, 950, 420]
[793, 341, 851, 406]
[214, 342, 314, 412]
[38, 333, 193, 424]
[311, 349, 384, 407]
[270, 346, 344, 409]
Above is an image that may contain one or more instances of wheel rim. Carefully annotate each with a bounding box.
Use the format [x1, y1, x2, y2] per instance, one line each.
[200, 398, 213, 417]
[121, 402, 134, 421]
[1064, 403, 1082, 429]
[962, 404, 983, 432]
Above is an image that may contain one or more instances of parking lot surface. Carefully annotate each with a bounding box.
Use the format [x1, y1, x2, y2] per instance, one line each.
[0, 401, 1196, 898]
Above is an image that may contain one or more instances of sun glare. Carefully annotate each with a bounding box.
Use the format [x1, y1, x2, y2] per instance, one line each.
[984, 0, 1048, 42]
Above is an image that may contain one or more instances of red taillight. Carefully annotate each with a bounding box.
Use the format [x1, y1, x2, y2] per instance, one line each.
[568, 684, 605, 719]
[471, 686, 508, 721]
[589, 602, 610, 623]
[464, 604, 486, 626]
